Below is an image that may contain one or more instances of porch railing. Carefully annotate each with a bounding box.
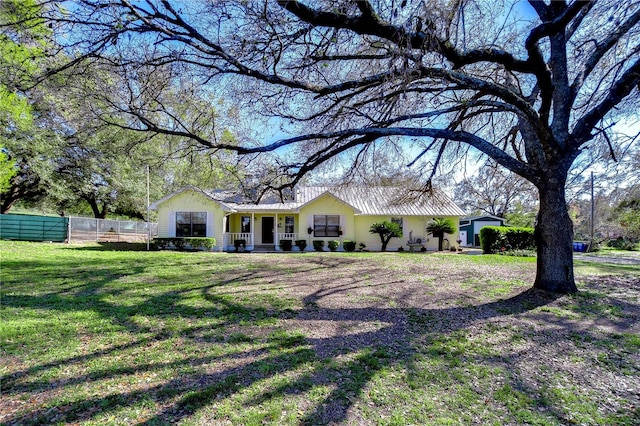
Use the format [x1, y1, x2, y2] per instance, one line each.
[277, 233, 299, 242]
[224, 232, 253, 248]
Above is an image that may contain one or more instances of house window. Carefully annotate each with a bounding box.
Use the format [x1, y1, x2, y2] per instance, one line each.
[285, 216, 294, 234]
[176, 212, 207, 237]
[391, 217, 403, 229]
[241, 216, 251, 233]
[314, 215, 340, 237]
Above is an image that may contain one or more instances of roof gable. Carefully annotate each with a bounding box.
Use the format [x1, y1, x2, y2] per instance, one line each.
[296, 190, 361, 213]
[149, 186, 235, 211]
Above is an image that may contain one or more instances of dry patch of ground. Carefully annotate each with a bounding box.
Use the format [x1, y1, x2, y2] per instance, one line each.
[1, 243, 638, 425]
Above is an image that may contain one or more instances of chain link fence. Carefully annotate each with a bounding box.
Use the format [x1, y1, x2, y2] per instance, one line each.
[68, 216, 158, 243]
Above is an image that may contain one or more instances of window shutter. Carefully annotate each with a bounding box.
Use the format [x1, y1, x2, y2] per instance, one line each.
[168, 211, 176, 237]
[206, 211, 214, 238]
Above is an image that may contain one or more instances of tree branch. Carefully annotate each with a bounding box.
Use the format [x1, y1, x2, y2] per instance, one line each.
[573, 57, 640, 145]
[570, 8, 640, 102]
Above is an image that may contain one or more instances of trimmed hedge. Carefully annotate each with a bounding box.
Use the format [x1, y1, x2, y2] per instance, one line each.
[295, 240, 307, 252]
[312, 240, 325, 251]
[480, 226, 535, 254]
[153, 237, 216, 251]
[343, 240, 357, 252]
[328, 240, 339, 251]
[280, 239, 293, 251]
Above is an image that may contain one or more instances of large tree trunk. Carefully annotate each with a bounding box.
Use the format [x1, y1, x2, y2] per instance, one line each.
[1, 187, 19, 214]
[84, 197, 108, 219]
[534, 177, 578, 293]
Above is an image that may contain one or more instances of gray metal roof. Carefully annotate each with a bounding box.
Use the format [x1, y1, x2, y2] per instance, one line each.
[296, 186, 465, 217]
[151, 185, 464, 217]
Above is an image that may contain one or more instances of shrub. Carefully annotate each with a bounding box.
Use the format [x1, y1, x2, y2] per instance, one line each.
[172, 238, 186, 250]
[328, 240, 339, 251]
[426, 217, 457, 251]
[312, 240, 325, 251]
[343, 240, 356, 252]
[187, 237, 216, 250]
[506, 228, 536, 250]
[608, 237, 638, 251]
[480, 226, 535, 254]
[280, 239, 293, 251]
[295, 239, 307, 252]
[153, 238, 172, 250]
[369, 221, 402, 251]
[234, 239, 247, 251]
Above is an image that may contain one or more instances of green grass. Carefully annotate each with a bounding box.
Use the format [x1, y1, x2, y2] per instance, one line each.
[1, 241, 639, 425]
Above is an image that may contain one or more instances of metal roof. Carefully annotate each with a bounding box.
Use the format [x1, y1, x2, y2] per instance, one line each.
[296, 186, 465, 217]
[151, 185, 464, 217]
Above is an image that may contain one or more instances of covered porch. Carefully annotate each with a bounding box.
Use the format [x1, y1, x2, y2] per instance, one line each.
[222, 212, 301, 252]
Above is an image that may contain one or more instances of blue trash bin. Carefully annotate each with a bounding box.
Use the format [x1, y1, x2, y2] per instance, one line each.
[573, 242, 587, 252]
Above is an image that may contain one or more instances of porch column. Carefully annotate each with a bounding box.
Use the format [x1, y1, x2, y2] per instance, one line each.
[275, 213, 279, 250]
[223, 214, 228, 250]
[251, 213, 255, 247]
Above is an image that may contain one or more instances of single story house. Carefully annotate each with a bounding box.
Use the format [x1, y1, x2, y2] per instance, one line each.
[458, 215, 507, 247]
[150, 185, 465, 252]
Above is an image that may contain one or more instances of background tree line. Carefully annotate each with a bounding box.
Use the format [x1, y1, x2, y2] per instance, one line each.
[0, 0, 245, 218]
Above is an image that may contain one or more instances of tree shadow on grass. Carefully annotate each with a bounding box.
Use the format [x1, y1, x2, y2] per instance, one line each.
[5, 254, 633, 425]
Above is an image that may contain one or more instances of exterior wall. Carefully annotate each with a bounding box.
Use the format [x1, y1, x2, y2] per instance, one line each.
[352, 215, 460, 251]
[299, 194, 356, 250]
[421, 216, 461, 251]
[155, 190, 225, 250]
[352, 215, 422, 251]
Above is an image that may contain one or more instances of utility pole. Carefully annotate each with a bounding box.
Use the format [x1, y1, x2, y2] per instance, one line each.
[589, 171, 595, 252]
[146, 164, 150, 251]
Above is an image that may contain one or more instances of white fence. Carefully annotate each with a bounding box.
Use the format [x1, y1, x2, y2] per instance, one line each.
[68, 216, 158, 243]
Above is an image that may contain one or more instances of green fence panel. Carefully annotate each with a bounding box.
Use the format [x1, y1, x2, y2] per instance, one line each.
[0, 214, 69, 242]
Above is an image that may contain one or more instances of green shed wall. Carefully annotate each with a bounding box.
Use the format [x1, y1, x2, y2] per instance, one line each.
[0, 214, 69, 242]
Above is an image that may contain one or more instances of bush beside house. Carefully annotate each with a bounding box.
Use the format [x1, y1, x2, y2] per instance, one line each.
[480, 226, 535, 254]
[153, 237, 217, 251]
[295, 240, 307, 252]
[343, 240, 357, 252]
[280, 239, 293, 251]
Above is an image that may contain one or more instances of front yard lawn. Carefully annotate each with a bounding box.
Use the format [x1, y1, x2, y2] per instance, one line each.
[1, 241, 638, 425]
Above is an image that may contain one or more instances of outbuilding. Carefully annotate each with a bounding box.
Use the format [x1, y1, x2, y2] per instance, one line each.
[458, 215, 507, 247]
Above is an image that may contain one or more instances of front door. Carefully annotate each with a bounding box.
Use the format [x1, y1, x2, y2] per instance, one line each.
[261, 217, 274, 244]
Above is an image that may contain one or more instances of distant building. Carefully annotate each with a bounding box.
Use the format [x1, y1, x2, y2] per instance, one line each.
[459, 215, 507, 247]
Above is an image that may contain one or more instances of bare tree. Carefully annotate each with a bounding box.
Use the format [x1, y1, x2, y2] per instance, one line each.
[454, 162, 538, 218]
[17, 0, 640, 293]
